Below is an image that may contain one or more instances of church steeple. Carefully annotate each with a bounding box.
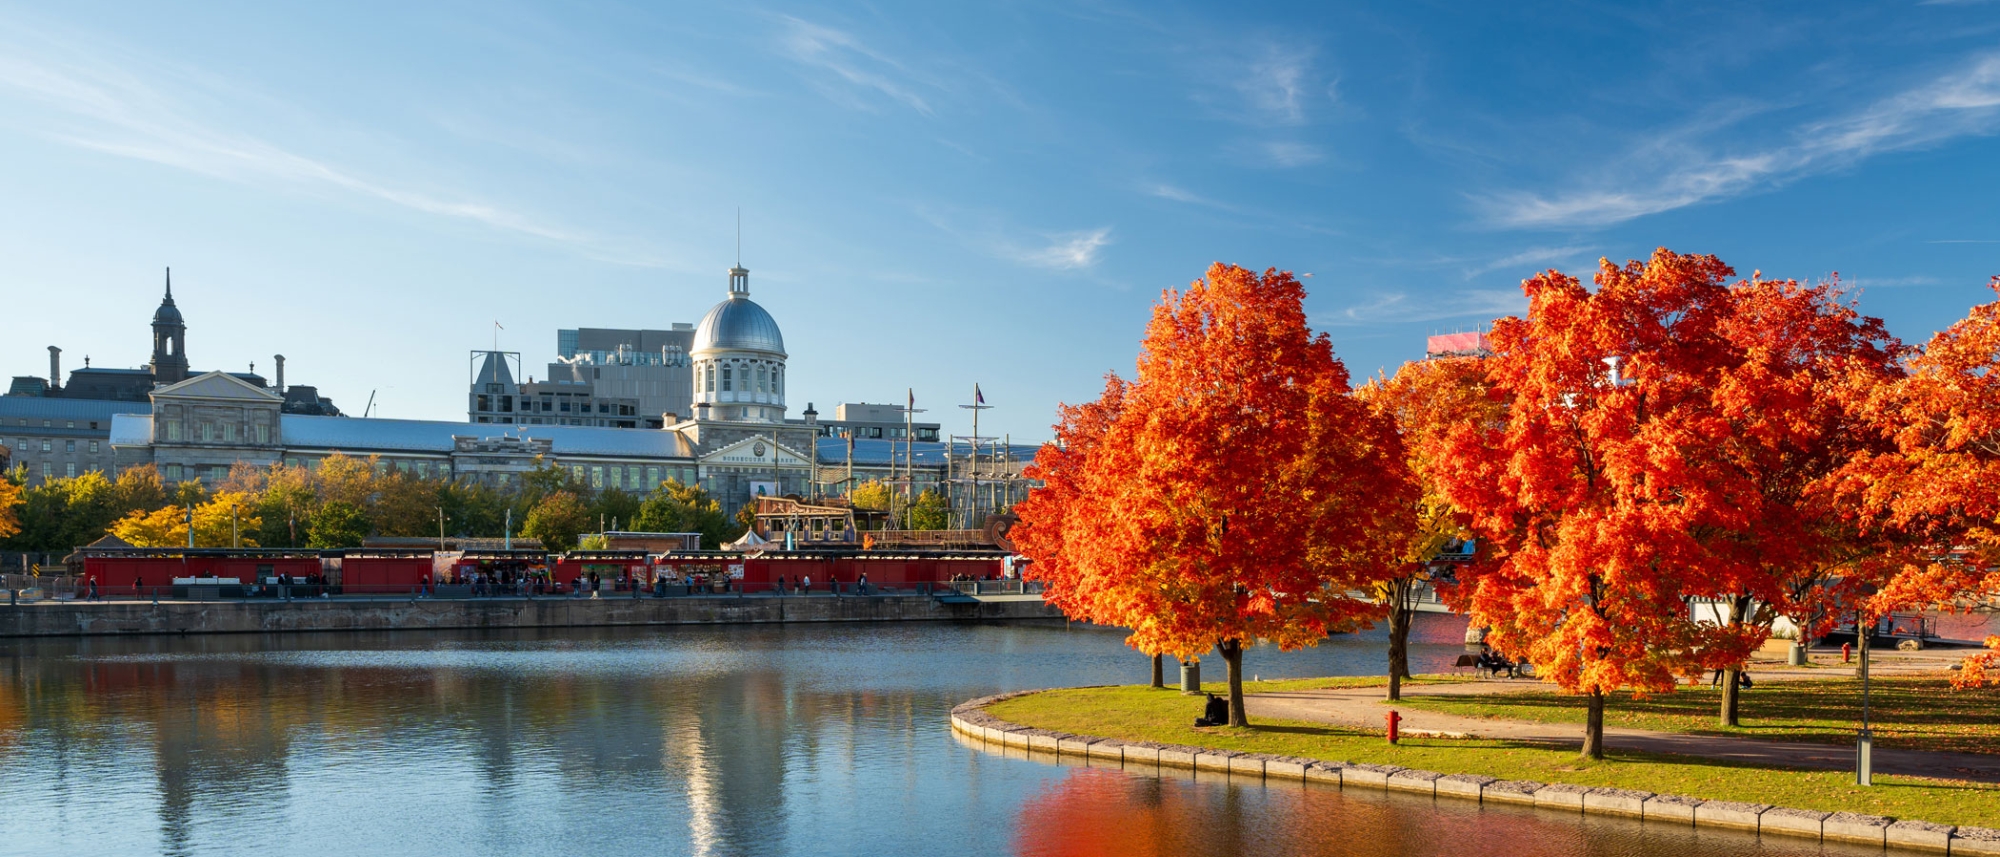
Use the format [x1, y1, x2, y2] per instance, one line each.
[150, 267, 189, 384]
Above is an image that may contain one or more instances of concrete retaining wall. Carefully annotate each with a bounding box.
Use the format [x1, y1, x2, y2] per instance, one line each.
[0, 595, 1062, 638]
[950, 692, 2000, 856]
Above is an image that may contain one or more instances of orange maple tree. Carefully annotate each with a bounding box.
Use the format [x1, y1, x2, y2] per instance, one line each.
[1832, 277, 2000, 687]
[1696, 274, 1904, 725]
[1013, 263, 1413, 726]
[1437, 249, 1777, 759]
[1360, 355, 1503, 701]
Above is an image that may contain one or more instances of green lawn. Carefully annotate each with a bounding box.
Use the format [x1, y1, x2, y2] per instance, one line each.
[986, 684, 2000, 829]
[1392, 675, 2000, 755]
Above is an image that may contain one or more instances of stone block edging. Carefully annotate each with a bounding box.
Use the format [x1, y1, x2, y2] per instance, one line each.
[950, 689, 1989, 856]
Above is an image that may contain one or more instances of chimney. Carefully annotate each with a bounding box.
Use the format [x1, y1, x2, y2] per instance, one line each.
[663, 412, 679, 424]
[47, 346, 60, 392]
[274, 354, 286, 393]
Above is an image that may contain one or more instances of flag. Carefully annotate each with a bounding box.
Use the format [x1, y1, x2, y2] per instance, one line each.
[495, 321, 504, 330]
[975, 383, 984, 405]
[908, 388, 914, 410]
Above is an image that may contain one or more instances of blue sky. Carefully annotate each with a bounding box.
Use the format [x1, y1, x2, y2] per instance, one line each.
[1, 1, 1996, 440]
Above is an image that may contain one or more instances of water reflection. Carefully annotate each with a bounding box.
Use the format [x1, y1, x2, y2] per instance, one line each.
[0, 617, 1842, 856]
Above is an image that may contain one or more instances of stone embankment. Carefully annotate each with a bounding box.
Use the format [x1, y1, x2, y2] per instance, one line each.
[0, 594, 1061, 638]
[950, 691, 2000, 856]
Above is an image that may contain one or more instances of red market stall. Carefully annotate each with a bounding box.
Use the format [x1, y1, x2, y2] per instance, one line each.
[335, 549, 436, 595]
[556, 551, 658, 593]
[78, 548, 323, 596]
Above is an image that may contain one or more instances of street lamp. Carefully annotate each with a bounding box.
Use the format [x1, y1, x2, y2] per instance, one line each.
[1854, 582, 1879, 786]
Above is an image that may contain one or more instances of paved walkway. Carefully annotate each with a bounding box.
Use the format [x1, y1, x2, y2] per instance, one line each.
[1244, 666, 2000, 784]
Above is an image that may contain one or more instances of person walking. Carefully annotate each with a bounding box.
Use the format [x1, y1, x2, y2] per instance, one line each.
[87, 576, 99, 601]
[801, 574, 811, 595]
[134, 574, 145, 599]
[776, 575, 786, 597]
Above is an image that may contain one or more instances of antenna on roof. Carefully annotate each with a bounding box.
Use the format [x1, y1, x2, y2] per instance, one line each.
[736, 207, 742, 267]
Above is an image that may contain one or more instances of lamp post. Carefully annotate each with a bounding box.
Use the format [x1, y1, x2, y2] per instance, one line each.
[1855, 582, 1878, 786]
[437, 507, 447, 550]
[185, 505, 194, 549]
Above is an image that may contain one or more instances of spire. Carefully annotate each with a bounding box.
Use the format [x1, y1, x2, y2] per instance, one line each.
[164, 267, 174, 303]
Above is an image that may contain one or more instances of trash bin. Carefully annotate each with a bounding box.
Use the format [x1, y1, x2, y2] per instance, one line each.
[1787, 641, 1807, 666]
[1179, 661, 1201, 695]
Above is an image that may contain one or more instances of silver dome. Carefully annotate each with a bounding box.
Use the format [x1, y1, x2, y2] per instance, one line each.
[692, 295, 786, 356]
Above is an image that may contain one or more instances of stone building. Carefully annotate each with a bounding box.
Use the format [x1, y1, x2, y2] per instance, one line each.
[2, 270, 337, 485]
[104, 262, 1039, 517]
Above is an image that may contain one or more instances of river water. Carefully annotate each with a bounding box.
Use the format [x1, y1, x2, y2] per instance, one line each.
[0, 616, 1861, 857]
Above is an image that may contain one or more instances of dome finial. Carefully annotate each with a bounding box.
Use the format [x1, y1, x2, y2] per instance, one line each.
[164, 266, 173, 303]
[729, 264, 749, 298]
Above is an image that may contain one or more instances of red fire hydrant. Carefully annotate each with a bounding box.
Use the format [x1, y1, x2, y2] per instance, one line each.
[1387, 709, 1401, 744]
[1842, 642, 1853, 664]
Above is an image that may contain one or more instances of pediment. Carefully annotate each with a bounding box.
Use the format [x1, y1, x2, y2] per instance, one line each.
[700, 435, 810, 467]
[153, 370, 283, 403]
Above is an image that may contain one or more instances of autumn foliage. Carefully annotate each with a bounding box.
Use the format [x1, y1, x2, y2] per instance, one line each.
[1014, 263, 1413, 725]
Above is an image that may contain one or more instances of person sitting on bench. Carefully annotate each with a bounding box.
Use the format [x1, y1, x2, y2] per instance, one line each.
[1476, 649, 1517, 678]
[1193, 693, 1230, 727]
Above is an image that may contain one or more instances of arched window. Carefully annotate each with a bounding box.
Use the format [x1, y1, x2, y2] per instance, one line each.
[721, 366, 732, 392]
[756, 366, 767, 393]
[706, 364, 716, 393]
[773, 367, 782, 396]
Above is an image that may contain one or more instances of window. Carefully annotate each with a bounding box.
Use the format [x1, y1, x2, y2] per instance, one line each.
[756, 366, 767, 393]
[646, 466, 659, 486]
[42, 463, 51, 478]
[89, 441, 100, 454]
[571, 465, 585, 482]
[721, 367, 732, 392]
[164, 464, 182, 480]
[65, 463, 75, 478]
[223, 424, 237, 442]
[200, 423, 213, 442]
[65, 440, 75, 454]
[255, 425, 269, 444]
[66, 421, 74, 429]
[165, 422, 182, 441]
[40, 440, 50, 453]
[590, 466, 604, 488]
[477, 395, 491, 411]
[706, 365, 716, 393]
[774, 368, 782, 396]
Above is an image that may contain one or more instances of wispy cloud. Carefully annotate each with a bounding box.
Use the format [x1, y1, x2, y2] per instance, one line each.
[915, 205, 1113, 271]
[1012, 228, 1114, 270]
[1235, 45, 1316, 125]
[1478, 53, 2000, 229]
[773, 15, 937, 115]
[1466, 245, 1596, 278]
[1234, 140, 1324, 168]
[1848, 274, 1944, 288]
[1319, 288, 1527, 326]
[1926, 238, 2000, 243]
[1144, 182, 1245, 212]
[0, 25, 624, 257]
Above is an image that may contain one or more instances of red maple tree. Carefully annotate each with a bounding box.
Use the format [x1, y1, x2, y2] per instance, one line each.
[1014, 263, 1413, 726]
[1437, 249, 1772, 758]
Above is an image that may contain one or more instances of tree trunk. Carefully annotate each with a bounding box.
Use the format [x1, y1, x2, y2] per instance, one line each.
[1218, 638, 1248, 727]
[1581, 688, 1606, 760]
[1150, 653, 1164, 689]
[1387, 577, 1415, 701]
[1719, 594, 1750, 727]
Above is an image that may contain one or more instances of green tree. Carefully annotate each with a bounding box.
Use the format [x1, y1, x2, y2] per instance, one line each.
[589, 488, 642, 532]
[907, 488, 951, 530]
[523, 490, 591, 552]
[112, 465, 168, 517]
[440, 478, 509, 538]
[373, 472, 445, 537]
[307, 500, 371, 549]
[631, 479, 737, 550]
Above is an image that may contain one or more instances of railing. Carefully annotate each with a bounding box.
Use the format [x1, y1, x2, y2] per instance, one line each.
[0, 579, 958, 602]
[942, 579, 1043, 596]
